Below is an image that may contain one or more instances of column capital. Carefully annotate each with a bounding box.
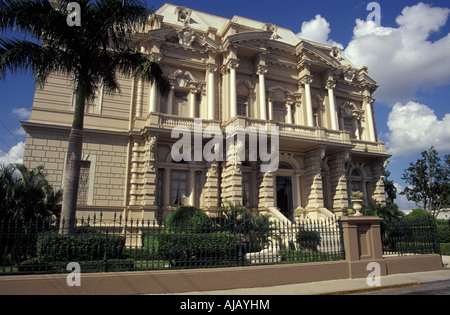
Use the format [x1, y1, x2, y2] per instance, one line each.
[300, 75, 313, 86]
[257, 65, 268, 76]
[207, 64, 218, 73]
[227, 59, 240, 70]
[364, 96, 375, 105]
[326, 80, 337, 90]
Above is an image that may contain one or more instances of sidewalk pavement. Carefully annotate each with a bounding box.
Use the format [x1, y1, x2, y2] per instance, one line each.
[171, 256, 450, 295]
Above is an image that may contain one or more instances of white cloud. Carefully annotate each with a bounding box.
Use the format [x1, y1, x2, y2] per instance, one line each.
[11, 107, 32, 120]
[297, 14, 343, 48]
[344, 3, 450, 103]
[14, 127, 26, 136]
[394, 183, 418, 211]
[385, 101, 450, 157]
[0, 142, 25, 166]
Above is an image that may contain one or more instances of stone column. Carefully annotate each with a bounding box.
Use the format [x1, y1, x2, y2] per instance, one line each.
[364, 96, 376, 142]
[149, 82, 157, 114]
[136, 45, 145, 117]
[257, 169, 275, 209]
[267, 98, 273, 121]
[221, 161, 243, 205]
[257, 65, 268, 121]
[329, 151, 350, 216]
[371, 160, 387, 205]
[166, 86, 174, 115]
[304, 148, 325, 211]
[301, 75, 314, 127]
[129, 141, 141, 206]
[286, 102, 293, 124]
[229, 60, 239, 118]
[142, 135, 158, 207]
[203, 162, 220, 212]
[207, 65, 217, 120]
[352, 118, 360, 140]
[326, 80, 338, 130]
[189, 88, 197, 118]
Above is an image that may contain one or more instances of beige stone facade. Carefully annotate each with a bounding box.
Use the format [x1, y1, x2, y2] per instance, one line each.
[22, 4, 389, 223]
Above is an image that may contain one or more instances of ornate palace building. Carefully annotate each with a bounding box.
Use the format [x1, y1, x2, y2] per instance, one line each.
[22, 4, 389, 223]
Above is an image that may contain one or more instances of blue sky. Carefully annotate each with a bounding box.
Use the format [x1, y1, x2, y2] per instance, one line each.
[1, 0, 449, 210]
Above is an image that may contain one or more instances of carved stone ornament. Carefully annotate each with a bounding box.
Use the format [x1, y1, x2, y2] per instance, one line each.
[176, 6, 192, 25]
[330, 47, 342, 59]
[343, 66, 356, 82]
[264, 23, 278, 39]
[177, 26, 196, 46]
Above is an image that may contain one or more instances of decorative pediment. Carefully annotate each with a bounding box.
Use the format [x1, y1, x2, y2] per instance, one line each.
[296, 41, 342, 68]
[340, 101, 362, 119]
[177, 25, 197, 46]
[168, 70, 202, 88]
[268, 85, 294, 100]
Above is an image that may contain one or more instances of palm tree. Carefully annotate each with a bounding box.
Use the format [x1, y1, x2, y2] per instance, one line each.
[0, 0, 169, 234]
[0, 164, 62, 221]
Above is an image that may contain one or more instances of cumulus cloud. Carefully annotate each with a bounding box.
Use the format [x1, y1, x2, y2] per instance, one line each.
[0, 142, 25, 166]
[297, 14, 343, 48]
[11, 107, 32, 120]
[344, 2, 450, 103]
[385, 101, 450, 157]
[394, 183, 417, 211]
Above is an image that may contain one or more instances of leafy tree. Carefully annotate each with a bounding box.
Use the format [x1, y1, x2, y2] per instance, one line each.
[401, 147, 450, 217]
[362, 201, 404, 222]
[383, 170, 397, 205]
[0, 0, 169, 233]
[0, 164, 62, 221]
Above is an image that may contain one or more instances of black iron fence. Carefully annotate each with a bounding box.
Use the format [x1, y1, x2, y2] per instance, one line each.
[381, 216, 441, 256]
[0, 213, 345, 275]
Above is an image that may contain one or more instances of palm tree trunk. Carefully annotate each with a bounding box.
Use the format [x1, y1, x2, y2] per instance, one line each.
[60, 81, 87, 235]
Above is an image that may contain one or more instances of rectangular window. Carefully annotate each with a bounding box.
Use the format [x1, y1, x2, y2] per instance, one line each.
[174, 90, 189, 116]
[242, 172, 251, 207]
[273, 102, 286, 122]
[171, 170, 188, 206]
[237, 97, 248, 116]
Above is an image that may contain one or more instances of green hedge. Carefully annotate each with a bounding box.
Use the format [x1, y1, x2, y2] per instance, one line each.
[158, 232, 237, 261]
[165, 206, 212, 233]
[279, 250, 342, 263]
[441, 243, 450, 255]
[36, 229, 126, 262]
[18, 258, 134, 274]
[296, 228, 321, 251]
[437, 220, 450, 243]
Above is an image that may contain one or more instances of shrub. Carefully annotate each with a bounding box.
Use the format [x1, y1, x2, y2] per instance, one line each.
[158, 232, 237, 264]
[165, 206, 212, 233]
[36, 228, 126, 262]
[440, 243, 450, 255]
[437, 220, 450, 243]
[296, 228, 321, 251]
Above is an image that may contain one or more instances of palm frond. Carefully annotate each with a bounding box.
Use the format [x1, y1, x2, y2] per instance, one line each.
[0, 37, 75, 86]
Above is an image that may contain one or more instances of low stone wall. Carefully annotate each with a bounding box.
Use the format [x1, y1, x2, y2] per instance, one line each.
[0, 216, 444, 295]
[0, 254, 443, 295]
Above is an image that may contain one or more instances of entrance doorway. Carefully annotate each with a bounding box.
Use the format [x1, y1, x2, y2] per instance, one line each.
[276, 176, 294, 220]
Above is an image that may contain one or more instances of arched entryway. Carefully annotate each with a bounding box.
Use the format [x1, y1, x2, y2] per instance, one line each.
[276, 175, 294, 220]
